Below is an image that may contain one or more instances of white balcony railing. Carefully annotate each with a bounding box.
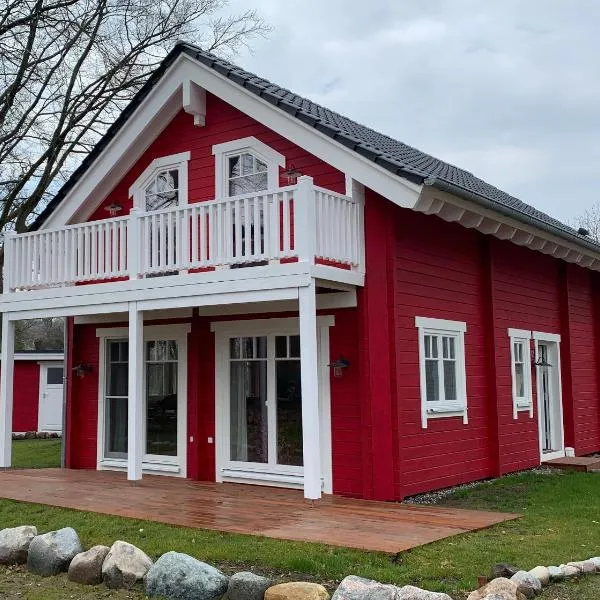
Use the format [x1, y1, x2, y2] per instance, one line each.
[4, 176, 364, 292]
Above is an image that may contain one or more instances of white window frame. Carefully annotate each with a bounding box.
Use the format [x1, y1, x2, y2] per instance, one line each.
[508, 328, 534, 419]
[128, 151, 191, 210]
[95, 323, 190, 477]
[415, 316, 468, 429]
[212, 137, 285, 199]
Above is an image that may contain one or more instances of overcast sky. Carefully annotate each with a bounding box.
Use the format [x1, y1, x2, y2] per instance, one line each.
[225, 0, 600, 224]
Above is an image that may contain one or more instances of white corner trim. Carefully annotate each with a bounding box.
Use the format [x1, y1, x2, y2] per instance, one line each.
[212, 136, 285, 199]
[210, 315, 335, 334]
[96, 323, 192, 339]
[532, 331, 561, 343]
[415, 316, 467, 333]
[507, 328, 532, 340]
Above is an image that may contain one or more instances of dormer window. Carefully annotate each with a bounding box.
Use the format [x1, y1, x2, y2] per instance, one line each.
[129, 151, 190, 211]
[213, 137, 285, 199]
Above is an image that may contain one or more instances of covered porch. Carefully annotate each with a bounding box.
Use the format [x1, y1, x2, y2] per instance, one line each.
[0, 468, 518, 553]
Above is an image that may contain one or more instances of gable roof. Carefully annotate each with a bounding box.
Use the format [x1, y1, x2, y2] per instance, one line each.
[33, 42, 597, 255]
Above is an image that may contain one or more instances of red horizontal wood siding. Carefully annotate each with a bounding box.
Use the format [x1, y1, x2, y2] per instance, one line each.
[392, 208, 493, 498]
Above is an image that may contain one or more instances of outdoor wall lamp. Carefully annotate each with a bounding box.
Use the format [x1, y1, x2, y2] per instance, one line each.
[73, 363, 93, 378]
[104, 202, 123, 217]
[329, 357, 350, 378]
[531, 349, 552, 368]
[283, 164, 302, 185]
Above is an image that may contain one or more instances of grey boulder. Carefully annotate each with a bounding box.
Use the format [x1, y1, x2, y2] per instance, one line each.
[27, 527, 83, 576]
[589, 556, 600, 571]
[68, 545, 110, 585]
[528, 566, 549, 587]
[332, 575, 397, 600]
[467, 577, 522, 600]
[145, 551, 229, 600]
[559, 564, 580, 578]
[547, 566, 563, 581]
[227, 571, 271, 600]
[102, 540, 152, 589]
[567, 560, 595, 574]
[490, 563, 520, 579]
[397, 586, 452, 600]
[0, 525, 37, 565]
[510, 571, 541, 598]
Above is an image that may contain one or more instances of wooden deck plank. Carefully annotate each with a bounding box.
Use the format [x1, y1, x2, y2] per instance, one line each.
[0, 469, 518, 553]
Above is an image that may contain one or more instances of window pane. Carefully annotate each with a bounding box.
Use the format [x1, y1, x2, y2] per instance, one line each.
[108, 363, 128, 397]
[229, 173, 268, 196]
[256, 336, 267, 359]
[47, 367, 64, 385]
[105, 397, 127, 456]
[230, 337, 241, 360]
[448, 337, 455, 359]
[515, 363, 525, 398]
[255, 158, 267, 172]
[229, 155, 241, 178]
[241, 337, 254, 359]
[424, 335, 431, 358]
[275, 336, 287, 358]
[425, 359, 439, 402]
[276, 359, 303, 466]
[289, 335, 300, 358]
[442, 337, 448, 359]
[443, 360, 457, 400]
[241, 153, 254, 175]
[430, 336, 438, 359]
[146, 362, 177, 456]
[230, 360, 268, 463]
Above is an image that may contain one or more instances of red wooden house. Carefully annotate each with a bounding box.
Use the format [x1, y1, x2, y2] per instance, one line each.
[1, 42, 599, 501]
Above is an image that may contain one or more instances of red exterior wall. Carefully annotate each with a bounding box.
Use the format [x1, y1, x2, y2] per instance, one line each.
[60, 76, 600, 499]
[11, 362, 41, 432]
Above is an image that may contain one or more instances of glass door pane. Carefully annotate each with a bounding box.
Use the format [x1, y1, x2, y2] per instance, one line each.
[145, 340, 178, 456]
[275, 335, 303, 467]
[229, 336, 268, 463]
[105, 340, 128, 458]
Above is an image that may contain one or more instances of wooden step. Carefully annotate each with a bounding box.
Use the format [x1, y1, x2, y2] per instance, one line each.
[544, 456, 600, 472]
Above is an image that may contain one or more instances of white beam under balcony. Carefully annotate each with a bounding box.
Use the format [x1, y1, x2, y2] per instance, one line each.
[299, 280, 321, 500]
[127, 302, 144, 480]
[0, 313, 15, 467]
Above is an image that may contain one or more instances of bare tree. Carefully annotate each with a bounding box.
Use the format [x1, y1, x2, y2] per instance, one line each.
[571, 200, 600, 242]
[15, 317, 64, 350]
[0, 0, 269, 236]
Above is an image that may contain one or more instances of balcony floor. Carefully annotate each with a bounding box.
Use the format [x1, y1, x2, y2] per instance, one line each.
[0, 469, 518, 552]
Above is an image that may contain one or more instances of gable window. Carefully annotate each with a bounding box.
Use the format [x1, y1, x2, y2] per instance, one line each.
[508, 329, 533, 418]
[129, 151, 190, 211]
[415, 317, 468, 429]
[212, 137, 285, 199]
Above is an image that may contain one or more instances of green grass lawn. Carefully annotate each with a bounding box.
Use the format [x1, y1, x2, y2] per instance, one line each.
[3, 440, 600, 598]
[12, 438, 61, 469]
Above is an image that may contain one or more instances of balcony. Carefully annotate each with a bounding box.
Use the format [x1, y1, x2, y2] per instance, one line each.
[3, 177, 364, 295]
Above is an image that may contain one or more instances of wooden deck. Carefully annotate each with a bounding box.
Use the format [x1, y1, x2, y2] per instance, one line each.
[0, 469, 518, 553]
[544, 456, 600, 472]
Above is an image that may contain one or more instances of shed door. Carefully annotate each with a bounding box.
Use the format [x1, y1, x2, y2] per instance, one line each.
[38, 363, 64, 432]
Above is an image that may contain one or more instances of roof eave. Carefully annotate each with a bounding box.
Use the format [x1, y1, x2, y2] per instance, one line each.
[424, 176, 600, 257]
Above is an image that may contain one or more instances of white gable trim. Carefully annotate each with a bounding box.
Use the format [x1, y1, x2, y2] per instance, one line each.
[41, 53, 422, 229]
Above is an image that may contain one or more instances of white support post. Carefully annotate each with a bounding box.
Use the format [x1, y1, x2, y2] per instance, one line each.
[352, 179, 366, 275]
[294, 176, 316, 264]
[127, 302, 144, 480]
[128, 207, 141, 280]
[299, 280, 321, 500]
[0, 313, 15, 467]
[3, 232, 15, 293]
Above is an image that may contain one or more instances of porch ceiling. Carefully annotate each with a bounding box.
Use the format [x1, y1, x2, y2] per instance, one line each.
[0, 469, 518, 553]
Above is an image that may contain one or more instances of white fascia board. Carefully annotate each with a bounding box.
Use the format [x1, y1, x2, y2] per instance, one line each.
[43, 54, 422, 229]
[182, 54, 422, 208]
[42, 60, 189, 229]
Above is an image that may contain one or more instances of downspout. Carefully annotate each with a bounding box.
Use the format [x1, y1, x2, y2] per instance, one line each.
[424, 177, 600, 256]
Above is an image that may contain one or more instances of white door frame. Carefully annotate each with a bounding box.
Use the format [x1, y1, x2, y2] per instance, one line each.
[37, 361, 65, 432]
[211, 316, 334, 493]
[96, 323, 189, 476]
[533, 331, 565, 462]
